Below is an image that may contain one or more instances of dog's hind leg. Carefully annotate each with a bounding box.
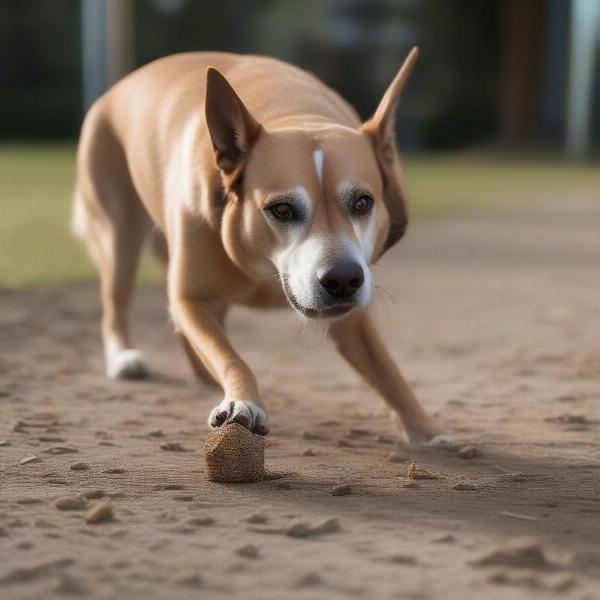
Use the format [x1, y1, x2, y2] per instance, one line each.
[328, 312, 448, 447]
[74, 107, 151, 379]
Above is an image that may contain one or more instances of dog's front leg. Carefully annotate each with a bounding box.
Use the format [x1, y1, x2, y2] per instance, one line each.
[170, 297, 269, 435]
[328, 312, 447, 446]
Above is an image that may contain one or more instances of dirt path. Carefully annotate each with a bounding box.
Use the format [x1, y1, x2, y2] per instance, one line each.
[1, 189, 600, 599]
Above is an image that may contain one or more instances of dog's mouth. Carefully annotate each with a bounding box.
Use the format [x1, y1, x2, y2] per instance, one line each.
[281, 276, 356, 319]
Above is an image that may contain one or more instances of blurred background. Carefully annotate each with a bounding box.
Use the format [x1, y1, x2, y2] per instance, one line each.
[1, 0, 599, 287]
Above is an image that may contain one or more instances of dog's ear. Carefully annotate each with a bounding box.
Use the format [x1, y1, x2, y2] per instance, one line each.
[205, 67, 262, 185]
[361, 47, 418, 253]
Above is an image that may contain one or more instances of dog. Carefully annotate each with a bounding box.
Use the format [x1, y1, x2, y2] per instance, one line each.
[73, 47, 447, 446]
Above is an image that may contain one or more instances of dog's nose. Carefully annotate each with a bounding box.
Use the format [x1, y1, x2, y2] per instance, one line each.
[318, 261, 364, 299]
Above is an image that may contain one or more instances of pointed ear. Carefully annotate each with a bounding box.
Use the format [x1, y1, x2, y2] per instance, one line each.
[360, 48, 418, 254]
[361, 47, 419, 144]
[204, 67, 262, 179]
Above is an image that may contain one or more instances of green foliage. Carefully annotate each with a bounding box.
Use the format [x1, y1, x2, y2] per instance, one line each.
[0, 143, 598, 287]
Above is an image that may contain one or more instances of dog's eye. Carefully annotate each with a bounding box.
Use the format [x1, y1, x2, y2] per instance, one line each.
[350, 195, 373, 216]
[269, 202, 295, 221]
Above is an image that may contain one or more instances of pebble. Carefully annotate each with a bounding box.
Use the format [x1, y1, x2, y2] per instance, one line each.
[19, 455, 40, 465]
[375, 434, 396, 444]
[243, 513, 268, 524]
[70, 462, 90, 471]
[336, 439, 353, 448]
[37, 436, 66, 443]
[286, 517, 341, 537]
[0, 439, 10, 447]
[301, 447, 318, 456]
[235, 544, 260, 559]
[457, 445, 481, 459]
[85, 502, 113, 524]
[83, 489, 105, 500]
[103, 467, 126, 474]
[453, 481, 480, 491]
[46, 478, 68, 485]
[331, 483, 352, 496]
[44, 446, 79, 455]
[160, 441, 187, 452]
[471, 538, 551, 570]
[147, 429, 164, 437]
[187, 516, 215, 526]
[406, 462, 438, 480]
[55, 495, 87, 511]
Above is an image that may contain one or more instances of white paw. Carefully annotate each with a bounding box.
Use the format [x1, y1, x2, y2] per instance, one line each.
[106, 349, 148, 380]
[418, 433, 454, 448]
[208, 399, 269, 435]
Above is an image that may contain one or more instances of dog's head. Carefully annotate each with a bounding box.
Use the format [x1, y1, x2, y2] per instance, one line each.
[205, 49, 418, 319]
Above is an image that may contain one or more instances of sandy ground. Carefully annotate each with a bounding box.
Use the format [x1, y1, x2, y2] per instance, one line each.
[1, 189, 600, 600]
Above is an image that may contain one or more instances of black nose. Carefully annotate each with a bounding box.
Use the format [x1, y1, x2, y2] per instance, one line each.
[318, 261, 364, 299]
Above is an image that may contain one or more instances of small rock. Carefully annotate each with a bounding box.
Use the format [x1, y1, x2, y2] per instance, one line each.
[243, 513, 268, 524]
[336, 439, 353, 448]
[375, 434, 396, 444]
[103, 467, 125, 474]
[37, 436, 66, 443]
[433, 533, 457, 544]
[85, 502, 113, 524]
[147, 429, 164, 437]
[70, 462, 90, 471]
[46, 478, 68, 485]
[312, 517, 341, 535]
[83, 489, 105, 500]
[235, 544, 260, 559]
[406, 462, 438, 480]
[160, 441, 187, 452]
[55, 495, 86, 511]
[457, 445, 481, 459]
[44, 446, 79, 455]
[301, 447, 318, 457]
[19, 455, 40, 465]
[187, 516, 215, 526]
[294, 572, 325, 588]
[0, 439, 10, 447]
[471, 538, 552, 570]
[331, 483, 352, 496]
[454, 481, 480, 491]
[286, 521, 313, 537]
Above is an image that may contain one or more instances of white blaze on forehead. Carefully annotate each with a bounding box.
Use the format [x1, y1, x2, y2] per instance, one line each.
[313, 149, 324, 184]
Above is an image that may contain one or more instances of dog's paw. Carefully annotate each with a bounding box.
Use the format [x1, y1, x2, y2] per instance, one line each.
[106, 349, 149, 380]
[208, 399, 269, 435]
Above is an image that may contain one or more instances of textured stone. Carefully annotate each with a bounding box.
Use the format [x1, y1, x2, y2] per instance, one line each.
[204, 423, 265, 483]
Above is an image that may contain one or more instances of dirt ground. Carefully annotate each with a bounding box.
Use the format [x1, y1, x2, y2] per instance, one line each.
[1, 189, 600, 600]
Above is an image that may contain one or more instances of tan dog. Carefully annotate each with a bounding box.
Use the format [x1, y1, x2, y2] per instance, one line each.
[73, 48, 447, 445]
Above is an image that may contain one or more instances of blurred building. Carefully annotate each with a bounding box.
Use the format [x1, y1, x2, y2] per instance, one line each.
[0, 0, 598, 156]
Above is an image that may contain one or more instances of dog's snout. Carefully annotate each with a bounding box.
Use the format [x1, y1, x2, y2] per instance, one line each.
[317, 260, 364, 299]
